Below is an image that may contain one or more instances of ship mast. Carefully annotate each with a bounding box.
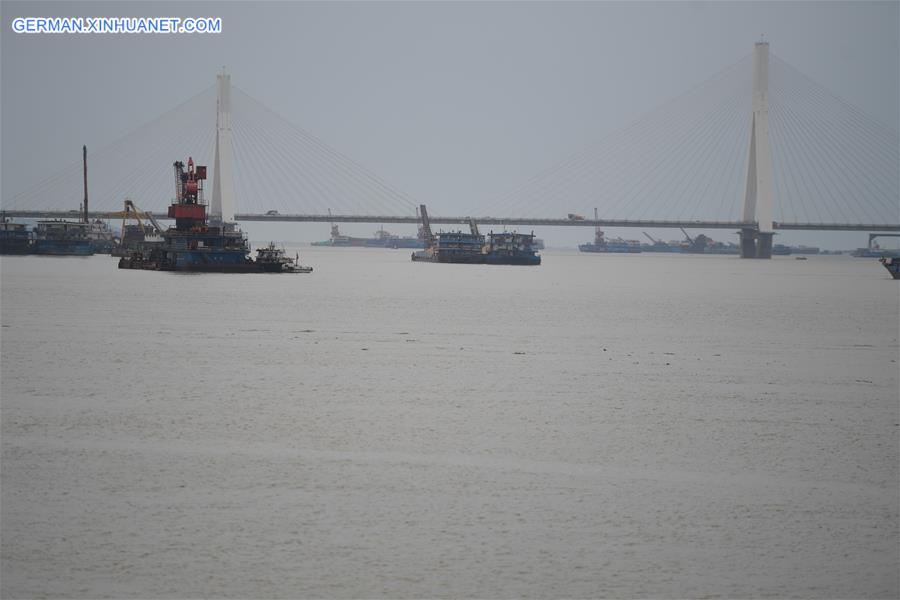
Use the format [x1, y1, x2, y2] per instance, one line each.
[82, 145, 89, 224]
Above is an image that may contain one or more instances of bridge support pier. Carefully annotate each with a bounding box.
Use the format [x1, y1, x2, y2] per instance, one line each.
[739, 228, 773, 258]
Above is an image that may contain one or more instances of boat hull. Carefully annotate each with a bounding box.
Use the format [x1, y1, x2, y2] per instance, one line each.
[579, 243, 641, 253]
[0, 241, 32, 255]
[880, 258, 900, 279]
[33, 240, 94, 255]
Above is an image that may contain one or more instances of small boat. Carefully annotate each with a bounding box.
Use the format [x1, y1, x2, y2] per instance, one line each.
[880, 257, 900, 279]
[255, 242, 313, 273]
[795, 256, 807, 260]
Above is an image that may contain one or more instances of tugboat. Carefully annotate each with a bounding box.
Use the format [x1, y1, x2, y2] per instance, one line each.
[880, 257, 900, 279]
[255, 242, 313, 273]
[119, 157, 312, 273]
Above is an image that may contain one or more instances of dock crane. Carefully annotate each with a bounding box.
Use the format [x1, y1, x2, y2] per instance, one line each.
[468, 217, 480, 237]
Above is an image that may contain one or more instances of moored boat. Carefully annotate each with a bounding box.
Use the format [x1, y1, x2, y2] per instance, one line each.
[33, 220, 94, 255]
[255, 242, 313, 273]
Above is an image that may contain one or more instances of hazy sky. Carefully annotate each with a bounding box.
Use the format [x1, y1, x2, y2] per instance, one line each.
[2, 1, 898, 247]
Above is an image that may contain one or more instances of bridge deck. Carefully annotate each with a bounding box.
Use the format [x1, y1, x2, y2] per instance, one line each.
[3, 211, 898, 232]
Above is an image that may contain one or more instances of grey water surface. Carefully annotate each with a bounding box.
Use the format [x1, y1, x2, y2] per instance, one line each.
[1, 249, 898, 598]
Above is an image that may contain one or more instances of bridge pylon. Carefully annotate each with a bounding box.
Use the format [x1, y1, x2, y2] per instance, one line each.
[210, 70, 235, 224]
[739, 40, 775, 258]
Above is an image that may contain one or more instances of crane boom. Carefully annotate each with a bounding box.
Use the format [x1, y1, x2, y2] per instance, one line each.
[419, 204, 434, 249]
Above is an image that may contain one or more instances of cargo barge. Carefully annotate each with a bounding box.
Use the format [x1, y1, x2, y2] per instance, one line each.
[33, 220, 94, 255]
[579, 209, 641, 254]
[411, 205, 540, 265]
[118, 157, 311, 273]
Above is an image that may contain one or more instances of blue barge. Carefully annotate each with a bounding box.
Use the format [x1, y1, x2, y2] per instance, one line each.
[411, 205, 541, 266]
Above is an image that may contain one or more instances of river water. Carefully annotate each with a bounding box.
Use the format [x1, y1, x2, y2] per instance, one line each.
[1, 248, 898, 598]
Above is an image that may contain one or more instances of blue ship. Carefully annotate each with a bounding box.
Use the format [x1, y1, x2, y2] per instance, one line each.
[579, 209, 641, 254]
[579, 229, 642, 254]
[411, 205, 540, 265]
[33, 220, 94, 256]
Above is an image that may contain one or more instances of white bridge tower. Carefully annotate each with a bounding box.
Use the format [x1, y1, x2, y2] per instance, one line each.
[210, 71, 235, 223]
[739, 40, 775, 258]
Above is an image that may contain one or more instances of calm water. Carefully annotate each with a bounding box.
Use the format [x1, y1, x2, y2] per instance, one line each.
[1, 248, 898, 598]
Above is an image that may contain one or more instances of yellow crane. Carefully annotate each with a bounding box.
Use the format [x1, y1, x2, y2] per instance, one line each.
[105, 198, 164, 237]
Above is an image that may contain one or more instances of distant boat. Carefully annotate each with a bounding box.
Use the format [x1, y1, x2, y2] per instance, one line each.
[579, 208, 641, 253]
[312, 223, 423, 248]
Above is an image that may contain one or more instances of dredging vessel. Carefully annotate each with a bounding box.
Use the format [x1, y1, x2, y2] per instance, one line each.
[118, 157, 311, 273]
[411, 205, 541, 265]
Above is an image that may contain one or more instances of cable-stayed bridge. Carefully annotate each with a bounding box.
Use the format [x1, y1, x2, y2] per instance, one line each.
[4, 43, 898, 257]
